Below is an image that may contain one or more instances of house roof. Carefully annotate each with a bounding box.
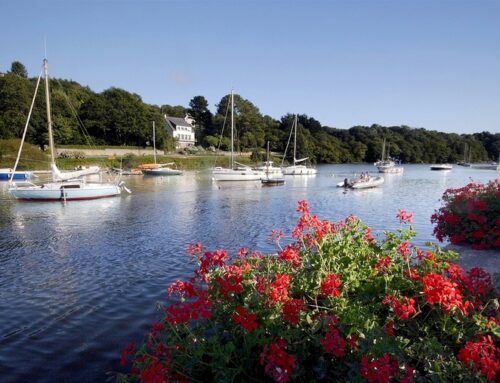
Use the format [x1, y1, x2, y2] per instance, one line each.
[165, 116, 193, 129]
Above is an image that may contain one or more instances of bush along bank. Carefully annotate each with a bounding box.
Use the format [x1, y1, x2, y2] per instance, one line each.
[118, 201, 499, 382]
[432, 179, 500, 250]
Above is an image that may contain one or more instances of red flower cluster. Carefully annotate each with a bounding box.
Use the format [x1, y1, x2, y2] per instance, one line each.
[268, 274, 291, 304]
[282, 298, 304, 326]
[457, 334, 499, 381]
[422, 273, 470, 315]
[278, 245, 302, 268]
[120, 342, 135, 366]
[431, 180, 499, 249]
[260, 339, 296, 383]
[167, 279, 197, 298]
[383, 295, 416, 321]
[360, 354, 399, 383]
[396, 209, 414, 224]
[166, 290, 212, 325]
[375, 256, 391, 271]
[232, 306, 258, 332]
[320, 273, 342, 297]
[397, 242, 411, 260]
[196, 249, 229, 280]
[320, 319, 348, 357]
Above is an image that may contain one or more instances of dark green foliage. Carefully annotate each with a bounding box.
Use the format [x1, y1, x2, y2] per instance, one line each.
[0, 61, 498, 163]
[10, 61, 28, 78]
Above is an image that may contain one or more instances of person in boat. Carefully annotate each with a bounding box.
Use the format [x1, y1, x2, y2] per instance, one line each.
[344, 178, 349, 188]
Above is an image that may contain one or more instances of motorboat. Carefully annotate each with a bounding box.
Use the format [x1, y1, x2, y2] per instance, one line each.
[430, 164, 453, 171]
[337, 175, 384, 189]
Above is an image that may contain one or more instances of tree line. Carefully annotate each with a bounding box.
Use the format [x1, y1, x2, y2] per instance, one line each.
[1, 61, 499, 164]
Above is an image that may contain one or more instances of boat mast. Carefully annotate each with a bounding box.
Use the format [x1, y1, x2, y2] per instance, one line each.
[230, 90, 234, 170]
[43, 58, 56, 167]
[153, 121, 156, 164]
[293, 114, 297, 165]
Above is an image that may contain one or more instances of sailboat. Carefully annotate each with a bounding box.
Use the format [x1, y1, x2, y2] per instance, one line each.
[141, 121, 182, 176]
[281, 115, 317, 175]
[212, 91, 264, 181]
[9, 58, 124, 201]
[261, 141, 285, 186]
[374, 139, 403, 174]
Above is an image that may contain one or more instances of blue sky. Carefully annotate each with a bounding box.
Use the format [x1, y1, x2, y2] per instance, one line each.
[2, 0, 499, 134]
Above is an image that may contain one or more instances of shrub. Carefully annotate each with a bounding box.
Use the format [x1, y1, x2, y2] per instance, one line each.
[431, 179, 500, 249]
[118, 202, 499, 382]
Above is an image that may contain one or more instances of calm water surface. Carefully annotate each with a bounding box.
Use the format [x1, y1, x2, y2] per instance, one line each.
[0, 164, 497, 382]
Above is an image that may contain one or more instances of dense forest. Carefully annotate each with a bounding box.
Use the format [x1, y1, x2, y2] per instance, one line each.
[1, 61, 499, 164]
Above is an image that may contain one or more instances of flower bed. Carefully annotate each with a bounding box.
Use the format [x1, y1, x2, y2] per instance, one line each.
[431, 179, 500, 250]
[119, 201, 499, 382]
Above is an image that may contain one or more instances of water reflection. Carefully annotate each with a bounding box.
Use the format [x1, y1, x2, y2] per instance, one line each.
[0, 164, 498, 382]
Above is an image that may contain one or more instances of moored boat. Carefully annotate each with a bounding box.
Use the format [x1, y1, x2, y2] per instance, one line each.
[281, 115, 318, 176]
[8, 58, 125, 202]
[212, 91, 264, 182]
[430, 164, 453, 171]
[374, 139, 403, 174]
[337, 174, 384, 189]
[0, 169, 33, 181]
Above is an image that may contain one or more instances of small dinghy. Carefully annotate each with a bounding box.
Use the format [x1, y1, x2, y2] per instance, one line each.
[337, 174, 384, 189]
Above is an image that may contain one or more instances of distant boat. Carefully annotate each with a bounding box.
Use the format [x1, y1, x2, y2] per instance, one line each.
[337, 174, 384, 189]
[261, 141, 285, 186]
[8, 58, 124, 201]
[281, 115, 318, 176]
[374, 139, 403, 174]
[0, 169, 33, 181]
[212, 91, 264, 181]
[141, 121, 182, 176]
[471, 153, 500, 170]
[430, 164, 453, 171]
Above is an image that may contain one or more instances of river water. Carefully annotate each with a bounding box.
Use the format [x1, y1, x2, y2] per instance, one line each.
[0, 164, 497, 382]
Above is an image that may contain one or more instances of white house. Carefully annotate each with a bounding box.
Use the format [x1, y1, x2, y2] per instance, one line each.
[164, 114, 196, 148]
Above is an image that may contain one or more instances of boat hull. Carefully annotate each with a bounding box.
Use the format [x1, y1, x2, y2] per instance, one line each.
[212, 168, 264, 181]
[337, 176, 384, 189]
[143, 168, 182, 176]
[377, 166, 404, 174]
[430, 164, 453, 170]
[282, 165, 317, 175]
[9, 183, 121, 201]
[0, 170, 32, 181]
[261, 177, 285, 186]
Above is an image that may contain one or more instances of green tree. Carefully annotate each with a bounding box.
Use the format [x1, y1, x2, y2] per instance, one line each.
[10, 61, 28, 78]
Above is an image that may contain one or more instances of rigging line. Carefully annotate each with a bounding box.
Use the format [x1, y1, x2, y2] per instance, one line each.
[10, 66, 44, 183]
[54, 79, 96, 150]
[281, 115, 294, 167]
[213, 94, 231, 168]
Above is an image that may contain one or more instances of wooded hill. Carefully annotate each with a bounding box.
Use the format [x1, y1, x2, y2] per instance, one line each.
[1, 61, 499, 164]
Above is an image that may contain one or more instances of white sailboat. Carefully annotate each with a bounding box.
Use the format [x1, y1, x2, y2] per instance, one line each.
[261, 141, 285, 186]
[9, 58, 124, 201]
[141, 121, 182, 176]
[212, 91, 264, 181]
[281, 115, 317, 175]
[374, 139, 403, 174]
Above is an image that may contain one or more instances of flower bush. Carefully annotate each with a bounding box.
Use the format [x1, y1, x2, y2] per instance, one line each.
[118, 201, 499, 382]
[431, 179, 500, 249]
